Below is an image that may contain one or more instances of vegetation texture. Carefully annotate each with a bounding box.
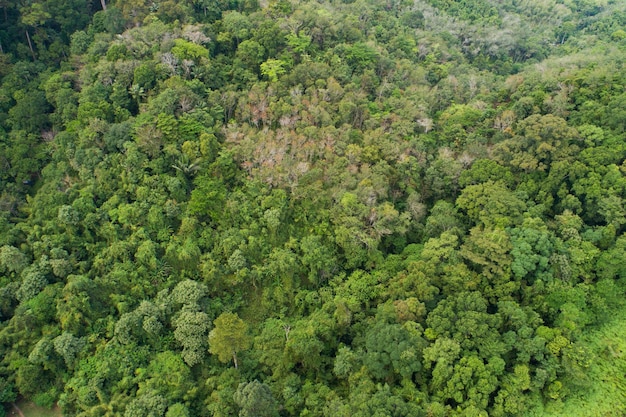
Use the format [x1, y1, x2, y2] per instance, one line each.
[1, 0, 626, 416]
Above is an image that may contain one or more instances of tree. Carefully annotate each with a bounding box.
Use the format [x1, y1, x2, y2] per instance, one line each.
[139, 351, 192, 402]
[509, 217, 555, 285]
[493, 114, 579, 173]
[492, 364, 532, 416]
[52, 332, 86, 369]
[171, 279, 208, 309]
[363, 318, 426, 381]
[233, 380, 278, 417]
[423, 337, 462, 392]
[456, 181, 526, 228]
[56, 275, 100, 333]
[252, 318, 290, 376]
[283, 317, 327, 372]
[341, 42, 379, 74]
[458, 159, 514, 188]
[347, 381, 424, 416]
[124, 390, 168, 417]
[236, 40, 265, 70]
[260, 59, 287, 82]
[209, 312, 251, 369]
[218, 11, 252, 48]
[171, 39, 209, 62]
[188, 175, 227, 223]
[425, 291, 504, 359]
[16, 265, 48, 302]
[423, 200, 462, 239]
[461, 227, 516, 304]
[173, 310, 210, 367]
[438, 355, 501, 412]
[437, 104, 484, 147]
[0, 245, 28, 274]
[299, 235, 336, 286]
[166, 404, 190, 417]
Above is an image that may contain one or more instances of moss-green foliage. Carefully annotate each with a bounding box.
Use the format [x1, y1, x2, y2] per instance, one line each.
[524, 306, 626, 417]
[1, 0, 626, 415]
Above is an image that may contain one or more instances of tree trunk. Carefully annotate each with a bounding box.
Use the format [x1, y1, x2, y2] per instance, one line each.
[100, 0, 106, 11]
[233, 351, 238, 369]
[25, 30, 36, 60]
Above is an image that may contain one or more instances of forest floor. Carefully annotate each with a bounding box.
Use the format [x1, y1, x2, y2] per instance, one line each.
[4, 400, 62, 417]
[525, 306, 626, 417]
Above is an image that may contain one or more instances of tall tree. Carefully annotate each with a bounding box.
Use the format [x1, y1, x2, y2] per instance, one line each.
[209, 312, 251, 369]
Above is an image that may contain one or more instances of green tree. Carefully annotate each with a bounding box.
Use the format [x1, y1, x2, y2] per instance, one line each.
[233, 380, 278, 417]
[0, 245, 28, 274]
[299, 235, 336, 286]
[209, 312, 251, 369]
[260, 59, 287, 82]
[171, 279, 208, 309]
[424, 200, 462, 239]
[166, 404, 190, 417]
[509, 217, 555, 284]
[236, 40, 265, 71]
[457, 181, 526, 228]
[52, 332, 86, 370]
[459, 159, 514, 188]
[173, 310, 210, 367]
[124, 390, 168, 417]
[425, 291, 504, 359]
[252, 318, 290, 376]
[171, 39, 210, 62]
[461, 227, 516, 304]
[494, 114, 579, 173]
[138, 351, 192, 402]
[363, 318, 426, 381]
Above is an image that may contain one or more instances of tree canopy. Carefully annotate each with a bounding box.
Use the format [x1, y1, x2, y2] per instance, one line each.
[1, 0, 626, 416]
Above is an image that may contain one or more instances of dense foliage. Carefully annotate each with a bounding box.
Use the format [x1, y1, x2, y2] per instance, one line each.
[1, 0, 626, 415]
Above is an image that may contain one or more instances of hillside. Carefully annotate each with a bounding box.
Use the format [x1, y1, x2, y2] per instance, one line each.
[1, 0, 626, 416]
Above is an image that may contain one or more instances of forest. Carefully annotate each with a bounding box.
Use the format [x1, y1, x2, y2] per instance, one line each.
[1, 0, 626, 415]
